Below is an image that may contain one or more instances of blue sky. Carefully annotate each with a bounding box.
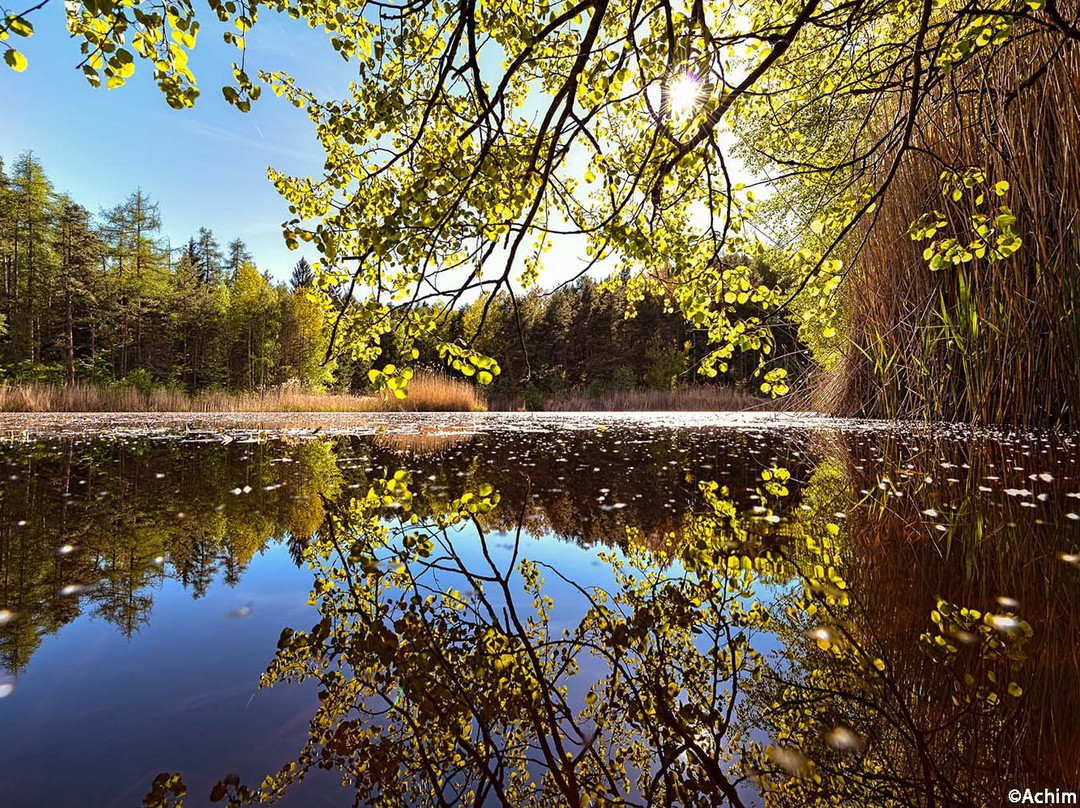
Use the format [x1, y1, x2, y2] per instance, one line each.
[0, 5, 350, 281]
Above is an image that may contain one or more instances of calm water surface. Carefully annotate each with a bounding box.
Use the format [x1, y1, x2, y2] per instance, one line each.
[0, 412, 1078, 807]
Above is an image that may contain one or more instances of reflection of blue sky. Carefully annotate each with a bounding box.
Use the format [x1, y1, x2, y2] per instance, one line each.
[0, 519, 647, 806]
[0, 540, 340, 806]
[0, 419, 816, 806]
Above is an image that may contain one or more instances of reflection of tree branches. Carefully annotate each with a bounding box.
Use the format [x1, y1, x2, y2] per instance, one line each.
[143, 452, 1049, 808]
[166, 472, 766, 806]
[733, 451, 1038, 807]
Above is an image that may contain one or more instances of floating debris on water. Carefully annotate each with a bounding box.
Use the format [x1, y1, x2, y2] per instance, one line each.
[767, 745, 811, 776]
[989, 614, 1021, 633]
[823, 726, 866, 754]
[805, 626, 839, 644]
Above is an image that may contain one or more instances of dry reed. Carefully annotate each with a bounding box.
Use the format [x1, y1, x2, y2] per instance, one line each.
[829, 25, 1080, 426]
[528, 385, 766, 412]
[0, 371, 484, 413]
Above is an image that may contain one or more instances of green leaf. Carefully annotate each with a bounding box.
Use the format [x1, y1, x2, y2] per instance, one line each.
[4, 48, 27, 72]
[8, 16, 33, 37]
[477, 370, 493, 385]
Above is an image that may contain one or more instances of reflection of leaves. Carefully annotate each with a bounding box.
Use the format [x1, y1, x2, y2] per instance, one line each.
[141, 772, 185, 808]
[921, 599, 1032, 710]
[143, 443, 1043, 808]
[201, 474, 765, 806]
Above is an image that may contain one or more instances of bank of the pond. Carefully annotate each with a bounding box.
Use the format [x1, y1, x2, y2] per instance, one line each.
[0, 379, 779, 414]
[0, 372, 485, 413]
[489, 385, 770, 412]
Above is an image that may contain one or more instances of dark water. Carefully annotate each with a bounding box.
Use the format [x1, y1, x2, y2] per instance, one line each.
[0, 413, 1078, 807]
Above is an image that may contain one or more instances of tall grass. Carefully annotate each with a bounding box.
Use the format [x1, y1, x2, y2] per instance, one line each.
[372, 371, 486, 412]
[520, 385, 765, 412]
[829, 29, 1080, 426]
[0, 371, 484, 413]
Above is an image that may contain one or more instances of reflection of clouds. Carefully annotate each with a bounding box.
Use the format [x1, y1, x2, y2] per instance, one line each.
[226, 602, 254, 619]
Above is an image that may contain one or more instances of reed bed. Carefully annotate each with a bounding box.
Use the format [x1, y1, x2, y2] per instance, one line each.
[372, 372, 486, 412]
[0, 371, 484, 413]
[529, 385, 765, 412]
[829, 27, 1080, 427]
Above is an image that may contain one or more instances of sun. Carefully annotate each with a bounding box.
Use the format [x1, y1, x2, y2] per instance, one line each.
[667, 74, 701, 115]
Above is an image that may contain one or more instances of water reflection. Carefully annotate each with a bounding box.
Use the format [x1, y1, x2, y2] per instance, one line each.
[0, 438, 343, 674]
[0, 418, 1076, 806]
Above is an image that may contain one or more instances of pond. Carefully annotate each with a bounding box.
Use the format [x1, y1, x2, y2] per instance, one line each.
[0, 412, 1078, 807]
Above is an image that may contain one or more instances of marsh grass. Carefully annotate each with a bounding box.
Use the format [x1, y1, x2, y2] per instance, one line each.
[0, 371, 484, 413]
[531, 385, 764, 412]
[830, 30, 1080, 426]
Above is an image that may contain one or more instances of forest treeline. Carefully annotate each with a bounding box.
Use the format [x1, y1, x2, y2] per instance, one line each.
[0, 151, 333, 392]
[412, 278, 803, 408]
[0, 150, 802, 403]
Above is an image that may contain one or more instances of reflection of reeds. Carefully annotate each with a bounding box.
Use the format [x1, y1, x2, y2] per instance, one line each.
[0, 371, 485, 413]
[830, 28, 1080, 426]
[831, 431, 1080, 790]
[371, 428, 474, 457]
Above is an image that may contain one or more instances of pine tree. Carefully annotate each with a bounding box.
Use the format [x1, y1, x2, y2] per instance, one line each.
[5, 152, 56, 368]
[193, 227, 223, 286]
[55, 201, 101, 385]
[290, 256, 314, 290]
[225, 238, 252, 282]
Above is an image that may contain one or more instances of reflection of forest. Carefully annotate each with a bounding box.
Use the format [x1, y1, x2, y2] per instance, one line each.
[145, 424, 1080, 808]
[0, 427, 811, 675]
[0, 438, 344, 673]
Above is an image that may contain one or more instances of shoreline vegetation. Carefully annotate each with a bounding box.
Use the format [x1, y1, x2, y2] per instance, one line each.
[518, 385, 765, 412]
[0, 376, 770, 413]
[0, 153, 789, 418]
[0, 372, 484, 413]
